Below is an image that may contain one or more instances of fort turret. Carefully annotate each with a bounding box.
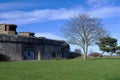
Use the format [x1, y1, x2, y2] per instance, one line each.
[0, 23, 17, 35]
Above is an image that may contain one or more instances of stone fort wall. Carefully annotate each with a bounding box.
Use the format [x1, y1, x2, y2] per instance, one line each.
[0, 34, 70, 61]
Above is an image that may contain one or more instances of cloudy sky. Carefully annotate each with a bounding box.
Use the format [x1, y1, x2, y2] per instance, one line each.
[0, 0, 120, 52]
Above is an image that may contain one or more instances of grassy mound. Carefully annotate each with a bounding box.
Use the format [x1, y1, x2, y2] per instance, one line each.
[0, 58, 120, 80]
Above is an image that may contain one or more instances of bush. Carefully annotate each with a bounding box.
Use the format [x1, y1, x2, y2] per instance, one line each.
[89, 52, 103, 57]
[68, 52, 81, 59]
[0, 54, 10, 61]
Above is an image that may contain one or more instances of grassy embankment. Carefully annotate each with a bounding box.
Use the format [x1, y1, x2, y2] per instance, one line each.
[0, 58, 120, 80]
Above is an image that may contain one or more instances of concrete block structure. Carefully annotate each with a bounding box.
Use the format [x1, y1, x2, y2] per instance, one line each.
[0, 24, 70, 61]
[0, 24, 17, 35]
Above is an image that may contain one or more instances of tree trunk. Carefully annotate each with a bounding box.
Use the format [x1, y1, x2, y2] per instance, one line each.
[98, 51, 105, 57]
[83, 44, 88, 60]
[84, 53, 87, 60]
[110, 52, 113, 56]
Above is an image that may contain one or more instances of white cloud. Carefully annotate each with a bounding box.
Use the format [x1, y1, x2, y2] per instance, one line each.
[89, 6, 120, 18]
[111, 33, 120, 45]
[35, 32, 66, 40]
[0, 0, 119, 25]
[87, 0, 115, 8]
[0, 6, 120, 24]
[0, 8, 84, 24]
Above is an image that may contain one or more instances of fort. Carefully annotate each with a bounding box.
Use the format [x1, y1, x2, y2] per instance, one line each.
[0, 23, 70, 61]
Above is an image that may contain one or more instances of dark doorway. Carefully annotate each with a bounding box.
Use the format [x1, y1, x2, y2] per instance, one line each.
[0, 54, 10, 61]
[23, 51, 35, 60]
[51, 53, 57, 59]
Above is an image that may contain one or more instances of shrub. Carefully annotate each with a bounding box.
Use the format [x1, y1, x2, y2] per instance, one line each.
[0, 54, 10, 61]
[89, 52, 103, 57]
[68, 52, 81, 59]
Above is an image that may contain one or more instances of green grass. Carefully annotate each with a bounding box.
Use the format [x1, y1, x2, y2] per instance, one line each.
[0, 58, 120, 80]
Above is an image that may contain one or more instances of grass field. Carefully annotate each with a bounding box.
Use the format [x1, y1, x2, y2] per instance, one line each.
[0, 58, 120, 80]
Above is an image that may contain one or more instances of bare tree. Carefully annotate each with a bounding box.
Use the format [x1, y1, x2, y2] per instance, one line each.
[62, 14, 108, 60]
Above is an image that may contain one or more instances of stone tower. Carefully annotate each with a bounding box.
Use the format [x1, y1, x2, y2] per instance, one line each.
[0, 23, 17, 35]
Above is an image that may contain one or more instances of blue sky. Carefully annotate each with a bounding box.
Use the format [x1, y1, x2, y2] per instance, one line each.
[0, 0, 120, 53]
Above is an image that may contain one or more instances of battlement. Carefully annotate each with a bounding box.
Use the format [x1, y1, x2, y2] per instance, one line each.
[0, 34, 69, 47]
[0, 23, 36, 37]
[19, 32, 35, 37]
[0, 23, 17, 35]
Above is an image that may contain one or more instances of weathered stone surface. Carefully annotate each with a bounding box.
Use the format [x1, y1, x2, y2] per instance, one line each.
[0, 24, 17, 35]
[0, 24, 70, 61]
[19, 32, 35, 37]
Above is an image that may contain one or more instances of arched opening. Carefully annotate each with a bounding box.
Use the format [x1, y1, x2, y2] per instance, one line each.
[23, 50, 35, 60]
[51, 53, 57, 59]
[0, 54, 10, 61]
